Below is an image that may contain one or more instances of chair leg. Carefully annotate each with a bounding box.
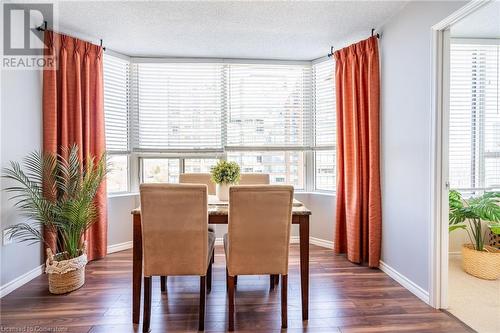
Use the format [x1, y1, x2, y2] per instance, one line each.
[270, 275, 275, 290]
[234, 275, 238, 286]
[143, 276, 152, 333]
[274, 274, 279, 286]
[281, 274, 287, 329]
[160, 276, 166, 292]
[226, 268, 229, 291]
[228, 275, 235, 331]
[199, 276, 206, 331]
[207, 258, 213, 293]
[211, 249, 215, 264]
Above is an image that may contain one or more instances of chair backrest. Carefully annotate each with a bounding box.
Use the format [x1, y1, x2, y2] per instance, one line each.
[139, 183, 208, 277]
[179, 173, 216, 195]
[227, 185, 294, 276]
[238, 173, 270, 185]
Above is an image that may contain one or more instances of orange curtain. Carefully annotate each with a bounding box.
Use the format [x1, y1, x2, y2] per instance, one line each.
[42, 31, 107, 261]
[334, 36, 381, 268]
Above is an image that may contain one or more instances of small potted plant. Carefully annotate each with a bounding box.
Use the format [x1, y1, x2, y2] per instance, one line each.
[449, 190, 500, 280]
[210, 160, 240, 201]
[2, 145, 107, 294]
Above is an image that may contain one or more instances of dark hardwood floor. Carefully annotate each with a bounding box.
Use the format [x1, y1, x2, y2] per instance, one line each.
[0, 245, 470, 333]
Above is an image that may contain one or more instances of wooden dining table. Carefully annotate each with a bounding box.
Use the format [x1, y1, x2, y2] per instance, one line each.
[130, 195, 312, 324]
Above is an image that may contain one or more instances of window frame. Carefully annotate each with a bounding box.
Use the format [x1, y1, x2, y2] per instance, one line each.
[104, 53, 336, 195]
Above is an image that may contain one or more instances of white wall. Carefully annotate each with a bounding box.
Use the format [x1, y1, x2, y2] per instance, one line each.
[379, 0, 467, 293]
[107, 195, 138, 249]
[0, 68, 44, 286]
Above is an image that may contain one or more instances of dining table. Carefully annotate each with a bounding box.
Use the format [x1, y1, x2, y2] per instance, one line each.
[130, 195, 312, 324]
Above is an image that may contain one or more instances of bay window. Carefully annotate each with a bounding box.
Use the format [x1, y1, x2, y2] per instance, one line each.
[103, 54, 336, 193]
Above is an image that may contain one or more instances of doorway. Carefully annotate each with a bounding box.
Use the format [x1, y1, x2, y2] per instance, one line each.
[431, 1, 500, 332]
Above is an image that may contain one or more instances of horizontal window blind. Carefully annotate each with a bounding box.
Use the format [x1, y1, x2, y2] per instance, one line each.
[313, 59, 336, 148]
[132, 63, 224, 151]
[226, 63, 312, 149]
[103, 55, 129, 153]
[449, 42, 500, 191]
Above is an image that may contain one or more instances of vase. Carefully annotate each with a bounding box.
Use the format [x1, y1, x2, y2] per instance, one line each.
[461, 244, 500, 280]
[216, 183, 230, 201]
[45, 246, 88, 294]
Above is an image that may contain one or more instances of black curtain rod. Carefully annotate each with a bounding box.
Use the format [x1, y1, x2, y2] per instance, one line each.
[328, 28, 380, 58]
[36, 20, 106, 51]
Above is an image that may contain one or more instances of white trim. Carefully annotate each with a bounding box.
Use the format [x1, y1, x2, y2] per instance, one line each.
[379, 260, 430, 304]
[309, 237, 334, 249]
[0, 264, 44, 298]
[449, 251, 461, 257]
[130, 57, 311, 66]
[107, 241, 133, 254]
[429, 0, 492, 310]
[216, 236, 333, 249]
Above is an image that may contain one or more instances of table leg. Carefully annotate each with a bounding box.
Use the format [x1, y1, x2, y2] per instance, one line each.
[132, 214, 142, 324]
[299, 216, 309, 321]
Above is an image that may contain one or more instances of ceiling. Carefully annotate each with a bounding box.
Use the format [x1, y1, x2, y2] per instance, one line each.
[21, 0, 407, 60]
[450, 1, 500, 39]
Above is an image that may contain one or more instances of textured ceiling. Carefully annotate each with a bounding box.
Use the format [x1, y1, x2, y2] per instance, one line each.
[451, 1, 500, 39]
[22, 0, 408, 60]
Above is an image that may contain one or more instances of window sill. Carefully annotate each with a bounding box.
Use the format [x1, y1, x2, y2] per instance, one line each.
[108, 192, 139, 199]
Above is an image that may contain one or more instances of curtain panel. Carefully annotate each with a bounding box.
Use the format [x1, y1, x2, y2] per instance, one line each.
[333, 36, 382, 268]
[42, 30, 107, 261]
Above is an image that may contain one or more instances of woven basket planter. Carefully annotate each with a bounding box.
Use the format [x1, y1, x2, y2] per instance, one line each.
[462, 244, 500, 280]
[45, 246, 88, 294]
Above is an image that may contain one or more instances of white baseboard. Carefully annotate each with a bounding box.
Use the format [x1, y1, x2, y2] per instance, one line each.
[379, 260, 430, 304]
[107, 241, 133, 254]
[310, 237, 334, 249]
[449, 251, 461, 257]
[0, 264, 44, 298]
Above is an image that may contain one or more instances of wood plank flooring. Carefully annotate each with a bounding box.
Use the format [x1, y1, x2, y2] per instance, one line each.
[0, 245, 471, 332]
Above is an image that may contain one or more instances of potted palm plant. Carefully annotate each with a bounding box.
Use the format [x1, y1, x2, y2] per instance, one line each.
[3, 145, 107, 294]
[210, 160, 240, 201]
[449, 190, 500, 280]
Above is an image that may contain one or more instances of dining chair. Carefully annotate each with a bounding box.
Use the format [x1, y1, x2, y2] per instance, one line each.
[238, 173, 270, 185]
[139, 184, 215, 332]
[224, 185, 294, 331]
[236, 173, 277, 287]
[179, 173, 216, 195]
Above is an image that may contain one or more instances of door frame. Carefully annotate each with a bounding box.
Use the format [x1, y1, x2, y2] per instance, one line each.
[429, 0, 492, 309]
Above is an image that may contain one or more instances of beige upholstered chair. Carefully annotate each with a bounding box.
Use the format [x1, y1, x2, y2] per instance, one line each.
[238, 173, 270, 185]
[179, 173, 216, 233]
[224, 185, 294, 331]
[179, 173, 216, 195]
[139, 184, 215, 332]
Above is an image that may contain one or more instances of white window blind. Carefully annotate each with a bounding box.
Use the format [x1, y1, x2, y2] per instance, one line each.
[226, 63, 312, 150]
[449, 42, 500, 192]
[313, 59, 336, 148]
[132, 63, 224, 152]
[103, 55, 129, 153]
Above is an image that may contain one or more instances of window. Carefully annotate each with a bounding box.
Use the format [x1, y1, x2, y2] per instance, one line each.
[449, 42, 500, 193]
[106, 155, 128, 193]
[133, 63, 224, 151]
[226, 64, 311, 148]
[227, 151, 305, 189]
[184, 158, 219, 173]
[103, 58, 337, 192]
[313, 59, 336, 190]
[142, 158, 180, 183]
[103, 54, 130, 193]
